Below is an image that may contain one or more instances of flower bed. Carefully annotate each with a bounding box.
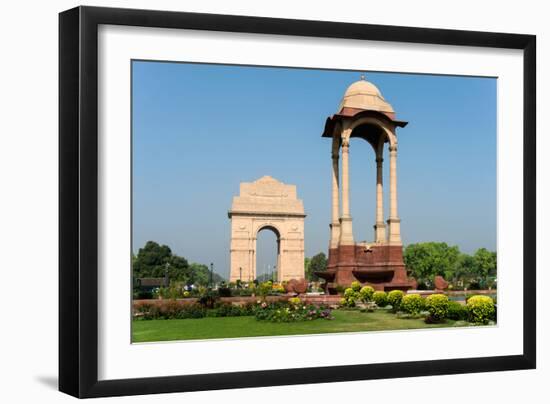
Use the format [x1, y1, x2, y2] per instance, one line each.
[134, 297, 333, 322]
[254, 298, 333, 322]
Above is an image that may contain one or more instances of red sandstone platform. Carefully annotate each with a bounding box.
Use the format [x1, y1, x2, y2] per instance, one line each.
[317, 243, 416, 293]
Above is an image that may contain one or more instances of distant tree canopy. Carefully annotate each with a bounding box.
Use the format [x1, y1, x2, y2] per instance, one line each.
[132, 241, 224, 286]
[306, 252, 327, 281]
[403, 242, 496, 288]
[188, 262, 225, 286]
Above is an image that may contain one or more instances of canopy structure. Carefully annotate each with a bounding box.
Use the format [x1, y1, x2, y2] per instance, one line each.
[317, 76, 416, 292]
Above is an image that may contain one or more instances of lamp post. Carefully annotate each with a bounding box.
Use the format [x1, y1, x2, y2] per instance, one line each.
[239, 267, 242, 282]
[209, 262, 214, 289]
[164, 262, 170, 288]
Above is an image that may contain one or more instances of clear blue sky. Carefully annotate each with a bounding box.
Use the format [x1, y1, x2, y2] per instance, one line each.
[132, 61, 496, 279]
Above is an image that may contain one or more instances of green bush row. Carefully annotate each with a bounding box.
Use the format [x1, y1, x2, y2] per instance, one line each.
[340, 284, 375, 307]
[340, 287, 405, 310]
[398, 293, 495, 324]
[134, 301, 256, 320]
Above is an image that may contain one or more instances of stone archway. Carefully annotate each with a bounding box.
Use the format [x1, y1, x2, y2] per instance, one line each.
[228, 176, 306, 282]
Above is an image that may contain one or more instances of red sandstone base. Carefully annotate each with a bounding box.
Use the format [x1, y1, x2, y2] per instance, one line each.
[317, 244, 416, 293]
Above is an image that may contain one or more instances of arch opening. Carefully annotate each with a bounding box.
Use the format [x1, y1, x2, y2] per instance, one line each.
[348, 137, 377, 243]
[350, 123, 387, 152]
[255, 226, 280, 282]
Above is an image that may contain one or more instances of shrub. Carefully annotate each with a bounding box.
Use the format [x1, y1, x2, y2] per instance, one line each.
[183, 291, 190, 298]
[359, 286, 375, 302]
[334, 285, 345, 294]
[351, 281, 362, 292]
[158, 300, 182, 318]
[134, 302, 155, 318]
[257, 281, 273, 299]
[177, 304, 206, 319]
[133, 290, 153, 299]
[217, 286, 232, 297]
[288, 297, 302, 306]
[231, 288, 254, 297]
[401, 294, 424, 314]
[210, 303, 250, 317]
[467, 295, 496, 324]
[198, 288, 218, 308]
[372, 291, 387, 307]
[158, 287, 168, 299]
[341, 287, 361, 307]
[387, 290, 404, 310]
[344, 287, 355, 298]
[425, 294, 449, 323]
[447, 301, 469, 321]
[272, 284, 286, 294]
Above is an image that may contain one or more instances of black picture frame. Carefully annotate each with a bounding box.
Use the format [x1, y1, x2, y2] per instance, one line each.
[59, 5, 536, 398]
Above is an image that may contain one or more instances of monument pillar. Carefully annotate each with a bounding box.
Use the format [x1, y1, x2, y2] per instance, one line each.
[374, 142, 386, 242]
[339, 135, 354, 245]
[330, 134, 341, 249]
[387, 144, 401, 244]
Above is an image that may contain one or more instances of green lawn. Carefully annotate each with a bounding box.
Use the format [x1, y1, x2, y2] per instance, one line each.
[132, 310, 464, 343]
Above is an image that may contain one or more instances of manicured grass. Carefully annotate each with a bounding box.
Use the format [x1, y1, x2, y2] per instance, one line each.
[132, 309, 464, 343]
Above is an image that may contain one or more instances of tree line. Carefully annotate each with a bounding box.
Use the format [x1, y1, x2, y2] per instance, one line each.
[403, 242, 496, 289]
[135, 241, 496, 290]
[132, 241, 225, 286]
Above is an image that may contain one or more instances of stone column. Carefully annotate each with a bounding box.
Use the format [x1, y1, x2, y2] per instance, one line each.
[250, 239, 255, 281]
[374, 148, 386, 242]
[330, 135, 341, 248]
[387, 144, 401, 244]
[339, 135, 354, 245]
[276, 237, 283, 281]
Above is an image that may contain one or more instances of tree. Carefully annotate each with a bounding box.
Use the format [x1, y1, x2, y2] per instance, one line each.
[403, 242, 461, 286]
[187, 263, 209, 286]
[187, 263, 226, 286]
[304, 257, 311, 280]
[133, 241, 189, 281]
[453, 253, 475, 283]
[133, 241, 225, 285]
[307, 252, 327, 281]
[472, 248, 497, 278]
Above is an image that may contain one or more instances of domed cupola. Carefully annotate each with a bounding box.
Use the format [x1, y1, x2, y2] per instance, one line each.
[338, 75, 395, 118]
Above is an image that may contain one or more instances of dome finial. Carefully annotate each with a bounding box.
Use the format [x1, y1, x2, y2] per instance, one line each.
[360, 72, 366, 81]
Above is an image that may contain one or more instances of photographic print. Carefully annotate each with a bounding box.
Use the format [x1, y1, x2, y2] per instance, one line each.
[58, 8, 536, 397]
[130, 61, 497, 343]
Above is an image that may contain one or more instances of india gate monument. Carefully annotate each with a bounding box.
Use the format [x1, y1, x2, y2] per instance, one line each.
[316, 75, 416, 292]
[228, 176, 306, 282]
